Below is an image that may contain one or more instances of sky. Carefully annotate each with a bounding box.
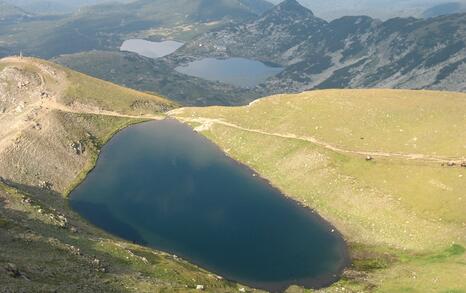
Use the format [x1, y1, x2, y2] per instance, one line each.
[4, 0, 466, 19]
[269, 0, 466, 19]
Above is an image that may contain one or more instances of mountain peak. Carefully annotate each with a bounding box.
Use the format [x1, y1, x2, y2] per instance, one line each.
[277, 0, 313, 15]
[265, 0, 315, 18]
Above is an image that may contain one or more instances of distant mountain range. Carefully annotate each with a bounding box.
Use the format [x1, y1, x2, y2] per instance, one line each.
[0, 0, 272, 58]
[3, 0, 464, 106]
[423, 2, 466, 18]
[1, 0, 133, 15]
[0, 1, 32, 21]
[269, 0, 466, 20]
[173, 0, 466, 93]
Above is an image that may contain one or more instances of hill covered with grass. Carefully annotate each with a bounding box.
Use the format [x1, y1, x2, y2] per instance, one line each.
[172, 88, 466, 292]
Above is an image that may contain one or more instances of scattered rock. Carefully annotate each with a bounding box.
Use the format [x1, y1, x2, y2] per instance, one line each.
[239, 288, 246, 292]
[92, 258, 101, 266]
[447, 161, 456, 167]
[196, 285, 205, 290]
[17, 81, 27, 89]
[5, 263, 21, 278]
[461, 162, 466, 168]
[21, 196, 32, 204]
[67, 245, 82, 256]
[56, 214, 68, 228]
[70, 226, 78, 233]
[4, 263, 28, 280]
[39, 181, 53, 190]
[32, 122, 41, 130]
[366, 156, 373, 161]
[70, 141, 85, 155]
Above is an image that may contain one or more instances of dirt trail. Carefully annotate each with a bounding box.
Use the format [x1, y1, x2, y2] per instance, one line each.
[174, 116, 466, 165]
[44, 100, 165, 120]
[0, 57, 164, 157]
[1, 56, 464, 165]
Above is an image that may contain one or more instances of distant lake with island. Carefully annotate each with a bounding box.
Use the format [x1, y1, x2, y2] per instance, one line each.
[70, 120, 348, 292]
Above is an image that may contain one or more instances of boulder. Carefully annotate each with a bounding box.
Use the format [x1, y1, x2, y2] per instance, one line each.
[5, 263, 21, 278]
[70, 141, 86, 155]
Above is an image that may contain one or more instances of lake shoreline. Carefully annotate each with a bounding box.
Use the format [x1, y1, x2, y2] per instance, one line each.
[67, 118, 351, 293]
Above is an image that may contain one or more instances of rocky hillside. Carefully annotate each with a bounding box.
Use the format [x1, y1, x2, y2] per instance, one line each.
[174, 0, 466, 93]
[0, 56, 176, 193]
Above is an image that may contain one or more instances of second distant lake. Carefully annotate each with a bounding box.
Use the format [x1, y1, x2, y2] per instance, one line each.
[175, 57, 283, 88]
[120, 39, 184, 58]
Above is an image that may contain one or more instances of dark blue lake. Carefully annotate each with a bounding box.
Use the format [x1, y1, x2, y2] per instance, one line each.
[70, 120, 347, 292]
[175, 57, 283, 88]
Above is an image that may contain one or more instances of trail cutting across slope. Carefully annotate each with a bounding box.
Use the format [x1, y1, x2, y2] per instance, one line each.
[173, 115, 466, 165]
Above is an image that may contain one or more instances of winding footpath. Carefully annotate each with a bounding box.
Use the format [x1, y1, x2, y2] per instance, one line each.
[172, 116, 466, 165]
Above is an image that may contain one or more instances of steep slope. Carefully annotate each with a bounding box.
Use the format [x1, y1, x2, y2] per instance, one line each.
[172, 88, 466, 292]
[174, 0, 466, 93]
[0, 56, 176, 193]
[0, 56, 252, 292]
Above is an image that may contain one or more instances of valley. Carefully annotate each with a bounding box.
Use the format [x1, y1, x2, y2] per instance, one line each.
[49, 0, 466, 107]
[1, 0, 465, 292]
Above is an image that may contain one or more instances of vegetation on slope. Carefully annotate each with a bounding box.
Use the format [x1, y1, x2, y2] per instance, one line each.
[172, 89, 466, 292]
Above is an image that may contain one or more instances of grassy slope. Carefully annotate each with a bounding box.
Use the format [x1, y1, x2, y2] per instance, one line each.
[0, 58, 249, 292]
[173, 89, 466, 292]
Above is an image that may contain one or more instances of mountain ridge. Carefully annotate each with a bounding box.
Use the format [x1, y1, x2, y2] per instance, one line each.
[172, 2, 466, 93]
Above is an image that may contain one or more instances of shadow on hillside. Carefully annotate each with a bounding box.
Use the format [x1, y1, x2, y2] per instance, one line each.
[0, 180, 158, 292]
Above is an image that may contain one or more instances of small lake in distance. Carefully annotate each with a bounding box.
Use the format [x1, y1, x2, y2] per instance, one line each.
[70, 120, 347, 292]
[120, 39, 184, 58]
[175, 57, 283, 88]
